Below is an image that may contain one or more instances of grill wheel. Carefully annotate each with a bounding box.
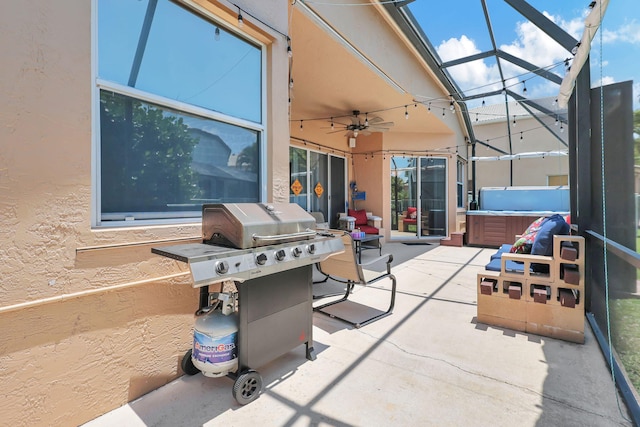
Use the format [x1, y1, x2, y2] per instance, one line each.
[181, 349, 200, 376]
[232, 369, 263, 405]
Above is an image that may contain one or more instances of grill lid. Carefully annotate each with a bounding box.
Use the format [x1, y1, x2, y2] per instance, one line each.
[202, 203, 316, 249]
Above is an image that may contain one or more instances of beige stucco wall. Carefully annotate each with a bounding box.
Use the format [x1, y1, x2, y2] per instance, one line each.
[0, 0, 289, 425]
[472, 117, 569, 192]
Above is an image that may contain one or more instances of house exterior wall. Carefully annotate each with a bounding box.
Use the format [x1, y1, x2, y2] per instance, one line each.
[0, 1, 289, 425]
[472, 117, 569, 194]
[0, 0, 469, 424]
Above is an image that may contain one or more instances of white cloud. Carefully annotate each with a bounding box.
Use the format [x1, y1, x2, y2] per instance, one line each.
[592, 75, 615, 86]
[602, 20, 640, 44]
[436, 35, 501, 96]
[434, 10, 638, 106]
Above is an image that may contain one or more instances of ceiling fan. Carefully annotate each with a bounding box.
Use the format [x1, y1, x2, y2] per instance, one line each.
[327, 110, 394, 137]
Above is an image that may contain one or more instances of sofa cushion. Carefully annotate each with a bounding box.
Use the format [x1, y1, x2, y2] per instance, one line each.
[510, 216, 545, 254]
[485, 257, 527, 272]
[531, 214, 570, 256]
[407, 207, 417, 219]
[348, 209, 368, 226]
[358, 225, 379, 234]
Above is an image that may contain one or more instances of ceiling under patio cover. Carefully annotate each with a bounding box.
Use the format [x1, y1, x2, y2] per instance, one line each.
[471, 150, 568, 161]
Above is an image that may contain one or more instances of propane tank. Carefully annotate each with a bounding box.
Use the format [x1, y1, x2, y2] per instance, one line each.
[192, 292, 238, 378]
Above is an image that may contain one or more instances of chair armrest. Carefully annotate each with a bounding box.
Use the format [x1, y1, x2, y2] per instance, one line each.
[359, 253, 394, 274]
[367, 218, 382, 228]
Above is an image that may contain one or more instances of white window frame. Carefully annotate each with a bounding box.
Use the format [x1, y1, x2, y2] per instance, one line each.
[91, 0, 267, 228]
[457, 157, 465, 208]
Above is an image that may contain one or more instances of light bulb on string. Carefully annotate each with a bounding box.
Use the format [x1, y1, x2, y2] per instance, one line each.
[365, 113, 369, 126]
[289, 78, 294, 89]
[522, 80, 527, 95]
[449, 99, 455, 111]
[520, 132, 523, 140]
[475, 113, 478, 122]
[442, 108, 445, 117]
[405, 105, 409, 120]
[427, 102, 431, 112]
[299, 120, 303, 131]
[286, 37, 293, 58]
[330, 117, 334, 130]
[215, 27, 221, 41]
[560, 123, 564, 133]
[555, 116, 559, 126]
[482, 99, 485, 107]
[237, 9, 244, 27]
[512, 115, 517, 127]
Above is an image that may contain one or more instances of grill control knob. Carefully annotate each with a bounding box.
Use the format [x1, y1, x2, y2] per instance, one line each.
[275, 249, 286, 261]
[215, 261, 229, 275]
[307, 244, 316, 254]
[291, 247, 302, 258]
[256, 253, 268, 265]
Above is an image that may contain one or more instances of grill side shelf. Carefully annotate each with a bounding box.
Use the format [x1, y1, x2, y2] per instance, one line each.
[151, 247, 190, 263]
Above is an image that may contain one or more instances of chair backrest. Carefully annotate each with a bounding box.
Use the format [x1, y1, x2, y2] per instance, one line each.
[318, 231, 363, 283]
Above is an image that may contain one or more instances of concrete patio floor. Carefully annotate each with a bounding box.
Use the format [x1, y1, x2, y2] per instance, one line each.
[83, 242, 633, 427]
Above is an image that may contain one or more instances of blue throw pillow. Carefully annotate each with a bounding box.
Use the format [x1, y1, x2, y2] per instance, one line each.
[531, 214, 570, 256]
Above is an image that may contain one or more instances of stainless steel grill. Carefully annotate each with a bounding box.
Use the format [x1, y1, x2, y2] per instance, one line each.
[151, 203, 344, 405]
[152, 203, 343, 286]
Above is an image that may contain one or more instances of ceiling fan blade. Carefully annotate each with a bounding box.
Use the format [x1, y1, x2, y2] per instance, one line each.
[368, 116, 384, 124]
[368, 127, 391, 132]
[372, 121, 394, 127]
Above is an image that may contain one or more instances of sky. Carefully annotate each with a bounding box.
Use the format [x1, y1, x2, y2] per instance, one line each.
[407, 0, 640, 110]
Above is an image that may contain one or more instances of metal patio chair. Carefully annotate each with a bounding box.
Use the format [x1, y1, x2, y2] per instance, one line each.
[313, 230, 396, 328]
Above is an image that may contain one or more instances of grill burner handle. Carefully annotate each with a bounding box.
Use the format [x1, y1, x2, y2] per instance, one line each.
[252, 229, 317, 243]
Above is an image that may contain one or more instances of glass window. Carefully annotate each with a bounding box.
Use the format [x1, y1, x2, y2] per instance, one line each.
[96, 0, 263, 224]
[98, 0, 261, 123]
[457, 158, 465, 208]
[100, 92, 259, 220]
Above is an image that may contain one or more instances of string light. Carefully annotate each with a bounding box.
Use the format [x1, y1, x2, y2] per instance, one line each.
[522, 80, 527, 94]
[404, 105, 409, 120]
[428, 102, 431, 112]
[287, 37, 293, 58]
[560, 123, 564, 133]
[512, 115, 517, 127]
[364, 113, 369, 126]
[330, 117, 334, 130]
[520, 132, 523, 140]
[475, 113, 479, 122]
[237, 8, 244, 27]
[214, 27, 221, 41]
[289, 78, 294, 89]
[300, 120, 303, 131]
[555, 116, 559, 126]
[449, 98, 455, 111]
[442, 108, 445, 117]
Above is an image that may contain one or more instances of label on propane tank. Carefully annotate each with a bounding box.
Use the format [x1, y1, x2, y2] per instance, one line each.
[193, 330, 237, 364]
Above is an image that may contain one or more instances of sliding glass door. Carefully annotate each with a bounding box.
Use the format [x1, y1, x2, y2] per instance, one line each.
[290, 147, 346, 228]
[390, 155, 447, 239]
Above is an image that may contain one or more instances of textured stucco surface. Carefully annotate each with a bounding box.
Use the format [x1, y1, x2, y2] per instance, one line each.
[0, 1, 290, 426]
